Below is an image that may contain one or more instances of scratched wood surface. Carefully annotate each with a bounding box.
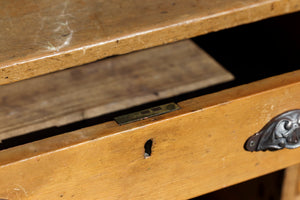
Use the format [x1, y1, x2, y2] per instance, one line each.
[1, 70, 300, 199]
[0, 40, 233, 141]
[1, 0, 300, 85]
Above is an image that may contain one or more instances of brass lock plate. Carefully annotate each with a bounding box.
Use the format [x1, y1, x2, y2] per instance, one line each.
[114, 103, 180, 125]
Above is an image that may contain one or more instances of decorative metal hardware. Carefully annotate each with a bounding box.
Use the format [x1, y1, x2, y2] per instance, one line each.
[245, 110, 300, 151]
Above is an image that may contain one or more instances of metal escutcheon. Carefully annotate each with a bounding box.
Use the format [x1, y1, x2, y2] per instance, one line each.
[245, 109, 300, 152]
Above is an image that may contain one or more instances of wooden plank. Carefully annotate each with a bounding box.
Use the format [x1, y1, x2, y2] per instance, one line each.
[1, 0, 300, 85]
[0, 40, 233, 141]
[1, 70, 300, 199]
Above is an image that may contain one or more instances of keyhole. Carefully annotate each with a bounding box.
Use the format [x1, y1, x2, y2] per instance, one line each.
[144, 139, 153, 159]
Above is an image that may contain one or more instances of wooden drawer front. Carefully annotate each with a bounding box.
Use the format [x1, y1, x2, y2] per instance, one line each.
[1, 70, 300, 199]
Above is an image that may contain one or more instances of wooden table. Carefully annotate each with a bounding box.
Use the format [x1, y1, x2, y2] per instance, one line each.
[1, 1, 300, 199]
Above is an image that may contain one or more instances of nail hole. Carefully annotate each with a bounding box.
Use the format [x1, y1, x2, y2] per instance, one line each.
[144, 139, 153, 159]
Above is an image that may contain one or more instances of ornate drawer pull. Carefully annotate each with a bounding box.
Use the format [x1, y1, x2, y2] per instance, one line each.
[245, 110, 300, 151]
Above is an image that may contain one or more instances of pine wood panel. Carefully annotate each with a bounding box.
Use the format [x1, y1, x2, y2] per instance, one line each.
[1, 0, 300, 85]
[1, 70, 300, 199]
[0, 40, 233, 141]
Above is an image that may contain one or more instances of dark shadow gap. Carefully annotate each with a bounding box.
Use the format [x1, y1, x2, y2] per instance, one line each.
[190, 170, 284, 200]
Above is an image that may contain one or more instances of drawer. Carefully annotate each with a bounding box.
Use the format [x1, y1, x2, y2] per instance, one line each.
[1, 53, 300, 200]
[2, 2, 300, 200]
[2, 69, 300, 199]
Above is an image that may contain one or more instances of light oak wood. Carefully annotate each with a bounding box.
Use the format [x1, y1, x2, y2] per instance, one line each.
[1, 70, 300, 199]
[0, 40, 233, 141]
[1, 0, 300, 85]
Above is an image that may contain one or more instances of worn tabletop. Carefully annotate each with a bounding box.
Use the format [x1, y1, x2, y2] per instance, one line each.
[1, 0, 299, 85]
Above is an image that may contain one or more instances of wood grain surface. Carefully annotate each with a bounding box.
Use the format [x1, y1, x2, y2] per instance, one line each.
[1, 0, 300, 85]
[1, 70, 300, 199]
[0, 40, 233, 141]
